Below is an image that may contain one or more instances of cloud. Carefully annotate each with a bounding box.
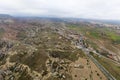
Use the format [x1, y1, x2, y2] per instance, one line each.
[0, 0, 120, 20]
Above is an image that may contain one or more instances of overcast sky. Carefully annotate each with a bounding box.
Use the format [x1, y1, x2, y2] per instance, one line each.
[0, 0, 120, 20]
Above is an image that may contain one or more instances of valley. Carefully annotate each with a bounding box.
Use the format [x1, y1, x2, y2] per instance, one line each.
[0, 16, 120, 80]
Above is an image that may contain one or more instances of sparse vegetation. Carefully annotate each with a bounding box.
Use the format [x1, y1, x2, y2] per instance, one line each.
[92, 53, 120, 80]
[0, 17, 119, 80]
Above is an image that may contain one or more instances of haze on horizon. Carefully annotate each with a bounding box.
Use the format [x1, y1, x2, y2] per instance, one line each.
[0, 0, 120, 20]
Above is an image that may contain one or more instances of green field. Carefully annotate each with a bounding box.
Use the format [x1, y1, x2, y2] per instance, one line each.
[67, 24, 120, 44]
[91, 53, 120, 80]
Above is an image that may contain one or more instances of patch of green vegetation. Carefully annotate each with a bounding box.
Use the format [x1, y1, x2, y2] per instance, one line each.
[16, 29, 27, 40]
[89, 31, 99, 38]
[0, 28, 5, 37]
[67, 24, 86, 33]
[0, 28, 4, 33]
[86, 40, 98, 50]
[68, 24, 120, 44]
[66, 49, 85, 61]
[67, 24, 102, 39]
[49, 49, 85, 62]
[10, 48, 48, 73]
[107, 32, 120, 44]
[0, 57, 6, 65]
[92, 53, 120, 80]
[49, 50, 76, 61]
[18, 72, 33, 80]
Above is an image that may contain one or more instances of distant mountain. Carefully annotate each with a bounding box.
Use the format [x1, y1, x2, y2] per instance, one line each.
[0, 14, 15, 24]
[0, 14, 120, 25]
[0, 14, 12, 19]
[60, 18, 120, 25]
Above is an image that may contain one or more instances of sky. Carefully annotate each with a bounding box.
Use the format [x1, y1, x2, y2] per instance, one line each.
[0, 0, 120, 20]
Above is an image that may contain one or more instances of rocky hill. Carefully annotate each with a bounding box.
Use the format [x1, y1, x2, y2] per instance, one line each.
[0, 17, 119, 80]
